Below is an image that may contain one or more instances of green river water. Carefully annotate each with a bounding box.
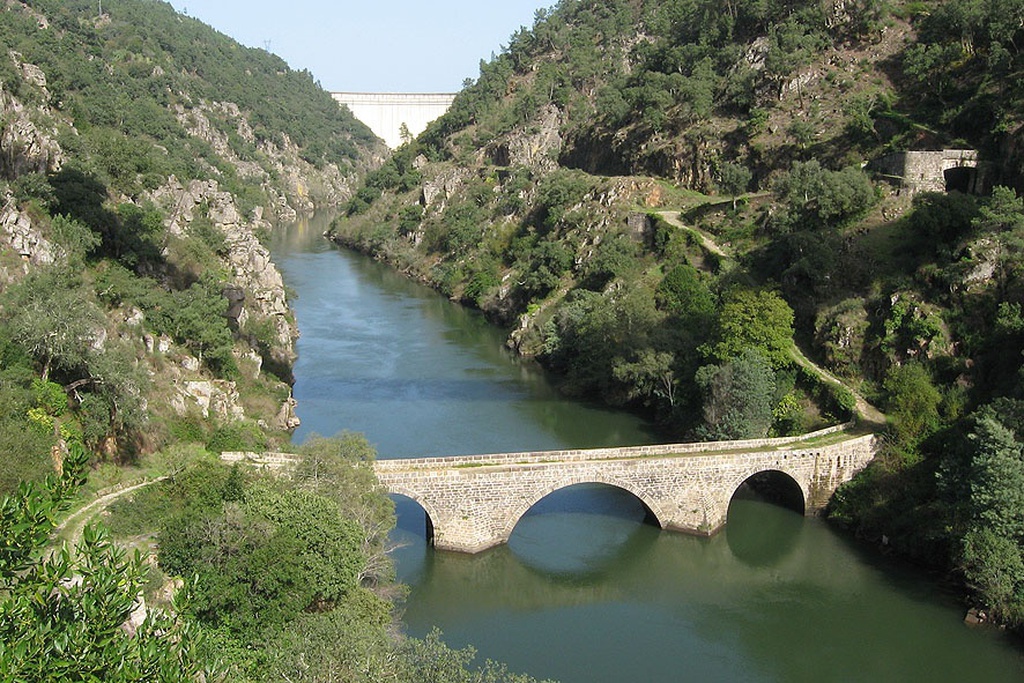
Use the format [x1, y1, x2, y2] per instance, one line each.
[270, 215, 1024, 683]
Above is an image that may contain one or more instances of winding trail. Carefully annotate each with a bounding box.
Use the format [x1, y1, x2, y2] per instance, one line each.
[655, 210, 730, 258]
[56, 476, 167, 550]
[790, 344, 887, 428]
[656, 209, 886, 428]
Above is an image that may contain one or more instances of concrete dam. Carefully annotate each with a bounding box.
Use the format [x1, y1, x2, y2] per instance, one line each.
[332, 92, 456, 148]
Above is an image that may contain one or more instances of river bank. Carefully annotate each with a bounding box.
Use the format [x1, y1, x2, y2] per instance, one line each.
[271, 214, 1024, 683]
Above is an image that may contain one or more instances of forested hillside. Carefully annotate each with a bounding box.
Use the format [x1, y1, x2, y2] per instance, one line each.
[332, 0, 1024, 629]
[0, 3, 562, 680]
[0, 0, 384, 493]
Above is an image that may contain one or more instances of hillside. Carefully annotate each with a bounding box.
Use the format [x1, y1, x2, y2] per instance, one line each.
[0, 0, 384, 491]
[331, 0, 1024, 627]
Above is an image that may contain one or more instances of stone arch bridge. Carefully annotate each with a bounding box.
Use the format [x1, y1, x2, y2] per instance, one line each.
[372, 426, 876, 553]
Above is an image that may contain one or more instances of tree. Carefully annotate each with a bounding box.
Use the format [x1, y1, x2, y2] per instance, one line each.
[966, 416, 1024, 540]
[399, 629, 557, 683]
[960, 416, 1024, 625]
[717, 162, 751, 210]
[708, 289, 794, 369]
[160, 469, 370, 645]
[974, 186, 1024, 234]
[612, 348, 677, 408]
[265, 592, 397, 683]
[655, 263, 716, 325]
[0, 443, 209, 682]
[906, 191, 979, 248]
[293, 433, 396, 588]
[882, 362, 942, 449]
[971, 187, 1024, 296]
[165, 275, 237, 377]
[775, 161, 875, 229]
[695, 348, 776, 440]
[3, 267, 106, 382]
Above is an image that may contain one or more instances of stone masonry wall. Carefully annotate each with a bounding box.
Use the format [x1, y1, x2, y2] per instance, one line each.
[374, 430, 877, 553]
[869, 149, 980, 194]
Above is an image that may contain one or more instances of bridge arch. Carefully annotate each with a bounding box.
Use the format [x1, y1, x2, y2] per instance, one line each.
[384, 484, 444, 545]
[726, 468, 807, 516]
[499, 475, 670, 544]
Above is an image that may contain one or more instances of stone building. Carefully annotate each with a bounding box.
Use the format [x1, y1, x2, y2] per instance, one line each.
[868, 149, 987, 194]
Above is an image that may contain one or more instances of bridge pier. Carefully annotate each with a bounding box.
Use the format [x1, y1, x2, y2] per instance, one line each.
[375, 429, 877, 554]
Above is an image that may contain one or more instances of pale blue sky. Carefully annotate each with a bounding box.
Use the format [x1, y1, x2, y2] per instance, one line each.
[166, 1, 554, 93]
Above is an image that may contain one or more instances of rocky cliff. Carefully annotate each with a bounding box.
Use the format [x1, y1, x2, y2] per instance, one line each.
[0, 0, 380, 467]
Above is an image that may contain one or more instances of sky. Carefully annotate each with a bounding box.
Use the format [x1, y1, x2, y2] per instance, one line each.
[166, 1, 555, 93]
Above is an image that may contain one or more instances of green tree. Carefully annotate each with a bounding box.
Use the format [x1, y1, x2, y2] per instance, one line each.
[399, 629, 557, 683]
[972, 187, 1024, 296]
[655, 263, 716, 325]
[165, 275, 238, 377]
[3, 267, 105, 382]
[960, 416, 1024, 625]
[612, 348, 678, 408]
[293, 433, 395, 587]
[0, 444, 209, 682]
[708, 289, 794, 369]
[905, 191, 979, 249]
[775, 161, 875, 229]
[160, 470, 368, 645]
[695, 348, 777, 440]
[264, 591, 397, 683]
[882, 362, 942, 449]
[974, 186, 1024, 234]
[49, 214, 101, 264]
[717, 162, 751, 209]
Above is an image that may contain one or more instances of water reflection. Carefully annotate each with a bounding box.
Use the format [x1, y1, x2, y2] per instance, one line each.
[398, 497, 1024, 683]
[726, 490, 804, 568]
[508, 484, 657, 581]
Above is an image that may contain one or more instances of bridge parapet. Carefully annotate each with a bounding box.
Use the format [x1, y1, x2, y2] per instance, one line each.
[374, 423, 853, 472]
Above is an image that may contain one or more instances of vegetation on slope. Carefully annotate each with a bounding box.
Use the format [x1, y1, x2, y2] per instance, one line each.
[0, 3, 554, 680]
[0, 0, 382, 493]
[2, 435, 554, 682]
[332, 0, 1024, 628]
[125, 436, 554, 682]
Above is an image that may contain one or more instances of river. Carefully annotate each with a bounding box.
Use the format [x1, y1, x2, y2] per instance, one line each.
[269, 215, 1024, 683]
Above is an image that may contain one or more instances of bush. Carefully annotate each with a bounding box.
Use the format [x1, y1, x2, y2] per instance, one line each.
[206, 421, 268, 454]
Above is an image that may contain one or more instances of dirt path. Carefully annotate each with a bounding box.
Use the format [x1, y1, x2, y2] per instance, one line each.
[790, 344, 887, 428]
[655, 210, 730, 258]
[656, 211, 885, 429]
[56, 476, 167, 549]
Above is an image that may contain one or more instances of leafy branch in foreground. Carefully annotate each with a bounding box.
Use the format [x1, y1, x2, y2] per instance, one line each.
[0, 443, 213, 682]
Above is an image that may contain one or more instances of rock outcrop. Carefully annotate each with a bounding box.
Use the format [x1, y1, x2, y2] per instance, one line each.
[0, 53, 64, 179]
[481, 104, 565, 174]
[174, 100, 359, 220]
[0, 197, 59, 266]
[148, 177, 298, 371]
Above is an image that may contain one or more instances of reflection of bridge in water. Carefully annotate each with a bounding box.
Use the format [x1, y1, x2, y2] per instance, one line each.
[374, 426, 877, 553]
[400, 497, 880, 623]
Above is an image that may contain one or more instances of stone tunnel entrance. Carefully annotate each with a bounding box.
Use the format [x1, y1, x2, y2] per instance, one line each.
[943, 166, 975, 193]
